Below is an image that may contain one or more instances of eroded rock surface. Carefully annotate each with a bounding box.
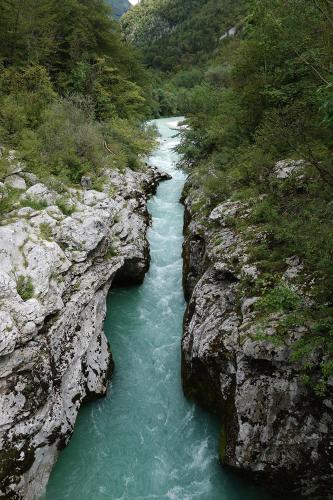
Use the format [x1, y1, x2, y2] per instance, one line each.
[0, 161, 168, 499]
[181, 174, 333, 499]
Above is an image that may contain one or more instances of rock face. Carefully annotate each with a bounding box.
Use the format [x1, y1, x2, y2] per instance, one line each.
[181, 176, 333, 499]
[0, 163, 168, 499]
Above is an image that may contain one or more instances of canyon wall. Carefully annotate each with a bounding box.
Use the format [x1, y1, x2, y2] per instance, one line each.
[0, 158, 168, 499]
[181, 168, 333, 499]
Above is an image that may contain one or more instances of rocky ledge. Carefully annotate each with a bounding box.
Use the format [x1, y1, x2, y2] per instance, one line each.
[181, 164, 333, 499]
[0, 158, 169, 499]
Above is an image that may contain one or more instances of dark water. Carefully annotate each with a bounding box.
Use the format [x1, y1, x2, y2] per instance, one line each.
[45, 118, 271, 500]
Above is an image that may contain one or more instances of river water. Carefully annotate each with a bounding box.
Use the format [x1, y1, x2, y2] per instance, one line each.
[45, 117, 270, 500]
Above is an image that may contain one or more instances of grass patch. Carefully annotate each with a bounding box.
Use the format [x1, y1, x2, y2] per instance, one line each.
[56, 197, 76, 216]
[39, 222, 53, 241]
[0, 187, 21, 216]
[20, 196, 47, 211]
[16, 275, 34, 301]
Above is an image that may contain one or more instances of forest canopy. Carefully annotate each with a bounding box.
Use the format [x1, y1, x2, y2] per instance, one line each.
[0, 0, 157, 194]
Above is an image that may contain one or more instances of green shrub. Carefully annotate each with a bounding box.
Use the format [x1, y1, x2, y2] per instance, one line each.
[36, 98, 107, 183]
[16, 275, 34, 301]
[39, 223, 53, 241]
[257, 284, 301, 314]
[56, 197, 76, 216]
[105, 243, 118, 259]
[0, 156, 12, 181]
[0, 187, 22, 216]
[20, 197, 47, 211]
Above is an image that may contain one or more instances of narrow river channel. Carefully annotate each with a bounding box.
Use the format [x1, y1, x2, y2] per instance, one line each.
[45, 118, 270, 500]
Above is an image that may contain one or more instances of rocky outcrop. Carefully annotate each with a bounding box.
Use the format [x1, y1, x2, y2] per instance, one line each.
[0, 160, 168, 499]
[181, 174, 333, 499]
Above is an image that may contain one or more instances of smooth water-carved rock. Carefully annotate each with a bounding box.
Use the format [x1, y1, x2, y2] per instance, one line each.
[0, 164, 167, 499]
[181, 173, 333, 499]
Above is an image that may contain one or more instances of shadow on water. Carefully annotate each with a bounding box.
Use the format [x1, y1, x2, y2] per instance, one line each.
[45, 118, 273, 500]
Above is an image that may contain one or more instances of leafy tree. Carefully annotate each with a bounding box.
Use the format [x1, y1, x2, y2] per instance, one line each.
[0, 0, 158, 195]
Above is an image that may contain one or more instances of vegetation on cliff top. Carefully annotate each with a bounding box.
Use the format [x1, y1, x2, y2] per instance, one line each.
[0, 0, 157, 203]
[184, 0, 333, 393]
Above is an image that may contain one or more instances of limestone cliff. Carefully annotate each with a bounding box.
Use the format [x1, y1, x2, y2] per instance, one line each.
[0, 156, 168, 499]
[181, 165, 333, 499]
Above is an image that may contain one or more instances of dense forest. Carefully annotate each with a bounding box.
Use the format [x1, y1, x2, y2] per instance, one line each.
[123, 0, 333, 394]
[121, 0, 247, 113]
[0, 0, 156, 214]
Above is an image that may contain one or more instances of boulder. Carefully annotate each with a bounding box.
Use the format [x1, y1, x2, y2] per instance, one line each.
[4, 175, 26, 190]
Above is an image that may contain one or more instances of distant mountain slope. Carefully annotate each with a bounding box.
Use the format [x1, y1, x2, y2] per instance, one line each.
[121, 0, 245, 71]
[107, 0, 131, 19]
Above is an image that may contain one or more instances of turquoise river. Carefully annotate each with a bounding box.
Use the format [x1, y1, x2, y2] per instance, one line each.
[45, 118, 271, 500]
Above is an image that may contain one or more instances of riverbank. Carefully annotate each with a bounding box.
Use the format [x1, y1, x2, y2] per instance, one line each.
[181, 173, 333, 499]
[0, 160, 167, 499]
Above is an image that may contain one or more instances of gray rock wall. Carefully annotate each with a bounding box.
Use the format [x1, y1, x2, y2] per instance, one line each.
[181, 176, 333, 499]
[0, 162, 167, 499]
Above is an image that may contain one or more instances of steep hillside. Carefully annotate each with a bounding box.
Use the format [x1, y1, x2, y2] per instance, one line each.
[179, 0, 333, 496]
[107, 0, 131, 19]
[121, 0, 245, 71]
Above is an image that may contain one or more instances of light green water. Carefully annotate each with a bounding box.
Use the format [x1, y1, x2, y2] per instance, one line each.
[45, 118, 271, 500]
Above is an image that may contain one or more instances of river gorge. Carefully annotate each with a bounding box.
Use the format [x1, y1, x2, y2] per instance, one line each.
[44, 118, 270, 500]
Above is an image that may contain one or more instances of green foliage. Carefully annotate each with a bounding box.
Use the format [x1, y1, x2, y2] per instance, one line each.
[105, 243, 118, 259]
[0, 186, 21, 216]
[257, 285, 301, 314]
[20, 197, 47, 211]
[0, 0, 158, 211]
[103, 118, 158, 171]
[121, 0, 246, 115]
[56, 197, 76, 216]
[39, 222, 53, 241]
[0, 152, 15, 181]
[16, 275, 34, 301]
[36, 97, 107, 184]
[122, 0, 246, 72]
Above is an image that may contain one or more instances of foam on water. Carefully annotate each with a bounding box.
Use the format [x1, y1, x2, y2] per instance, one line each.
[45, 117, 272, 500]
